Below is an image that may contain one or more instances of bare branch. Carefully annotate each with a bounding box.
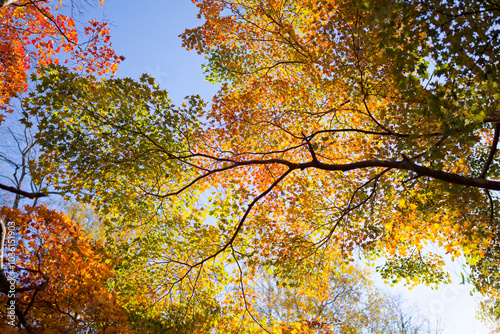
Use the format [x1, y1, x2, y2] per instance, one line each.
[231, 244, 271, 333]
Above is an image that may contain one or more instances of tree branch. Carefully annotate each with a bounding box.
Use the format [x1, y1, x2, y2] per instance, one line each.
[168, 169, 293, 287]
[479, 123, 500, 179]
[14, 304, 35, 334]
[302, 132, 318, 162]
[0, 183, 47, 199]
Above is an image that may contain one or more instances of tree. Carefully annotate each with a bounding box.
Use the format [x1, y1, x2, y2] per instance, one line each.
[0, 0, 122, 122]
[18, 0, 500, 329]
[0, 1, 129, 331]
[215, 248, 442, 333]
[479, 297, 500, 334]
[0, 206, 132, 333]
[0, 0, 124, 213]
[0, 119, 134, 332]
[0, 122, 44, 208]
[378, 295, 443, 334]
[179, 0, 500, 303]
[23, 65, 223, 332]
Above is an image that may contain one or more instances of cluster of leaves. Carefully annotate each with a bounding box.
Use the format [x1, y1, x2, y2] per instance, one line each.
[0, 206, 132, 333]
[0, 0, 122, 122]
[24, 64, 227, 331]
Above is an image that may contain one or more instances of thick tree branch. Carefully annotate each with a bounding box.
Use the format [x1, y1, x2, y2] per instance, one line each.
[14, 304, 35, 334]
[397, 155, 500, 191]
[23, 290, 38, 317]
[147, 154, 500, 201]
[302, 132, 318, 162]
[0, 183, 47, 199]
[229, 157, 500, 191]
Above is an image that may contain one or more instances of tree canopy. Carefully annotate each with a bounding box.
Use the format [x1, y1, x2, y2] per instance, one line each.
[2, 0, 500, 332]
[0, 206, 132, 333]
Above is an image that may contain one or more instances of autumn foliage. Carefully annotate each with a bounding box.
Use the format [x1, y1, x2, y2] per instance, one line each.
[0, 0, 121, 122]
[179, 0, 500, 295]
[0, 206, 132, 333]
[2, 0, 500, 331]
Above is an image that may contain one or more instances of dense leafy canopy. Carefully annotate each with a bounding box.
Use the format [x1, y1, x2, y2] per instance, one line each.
[2, 0, 500, 332]
[179, 0, 500, 295]
[0, 206, 132, 333]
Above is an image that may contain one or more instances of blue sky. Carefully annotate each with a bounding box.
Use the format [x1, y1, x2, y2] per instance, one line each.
[101, 0, 219, 103]
[89, 1, 491, 333]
